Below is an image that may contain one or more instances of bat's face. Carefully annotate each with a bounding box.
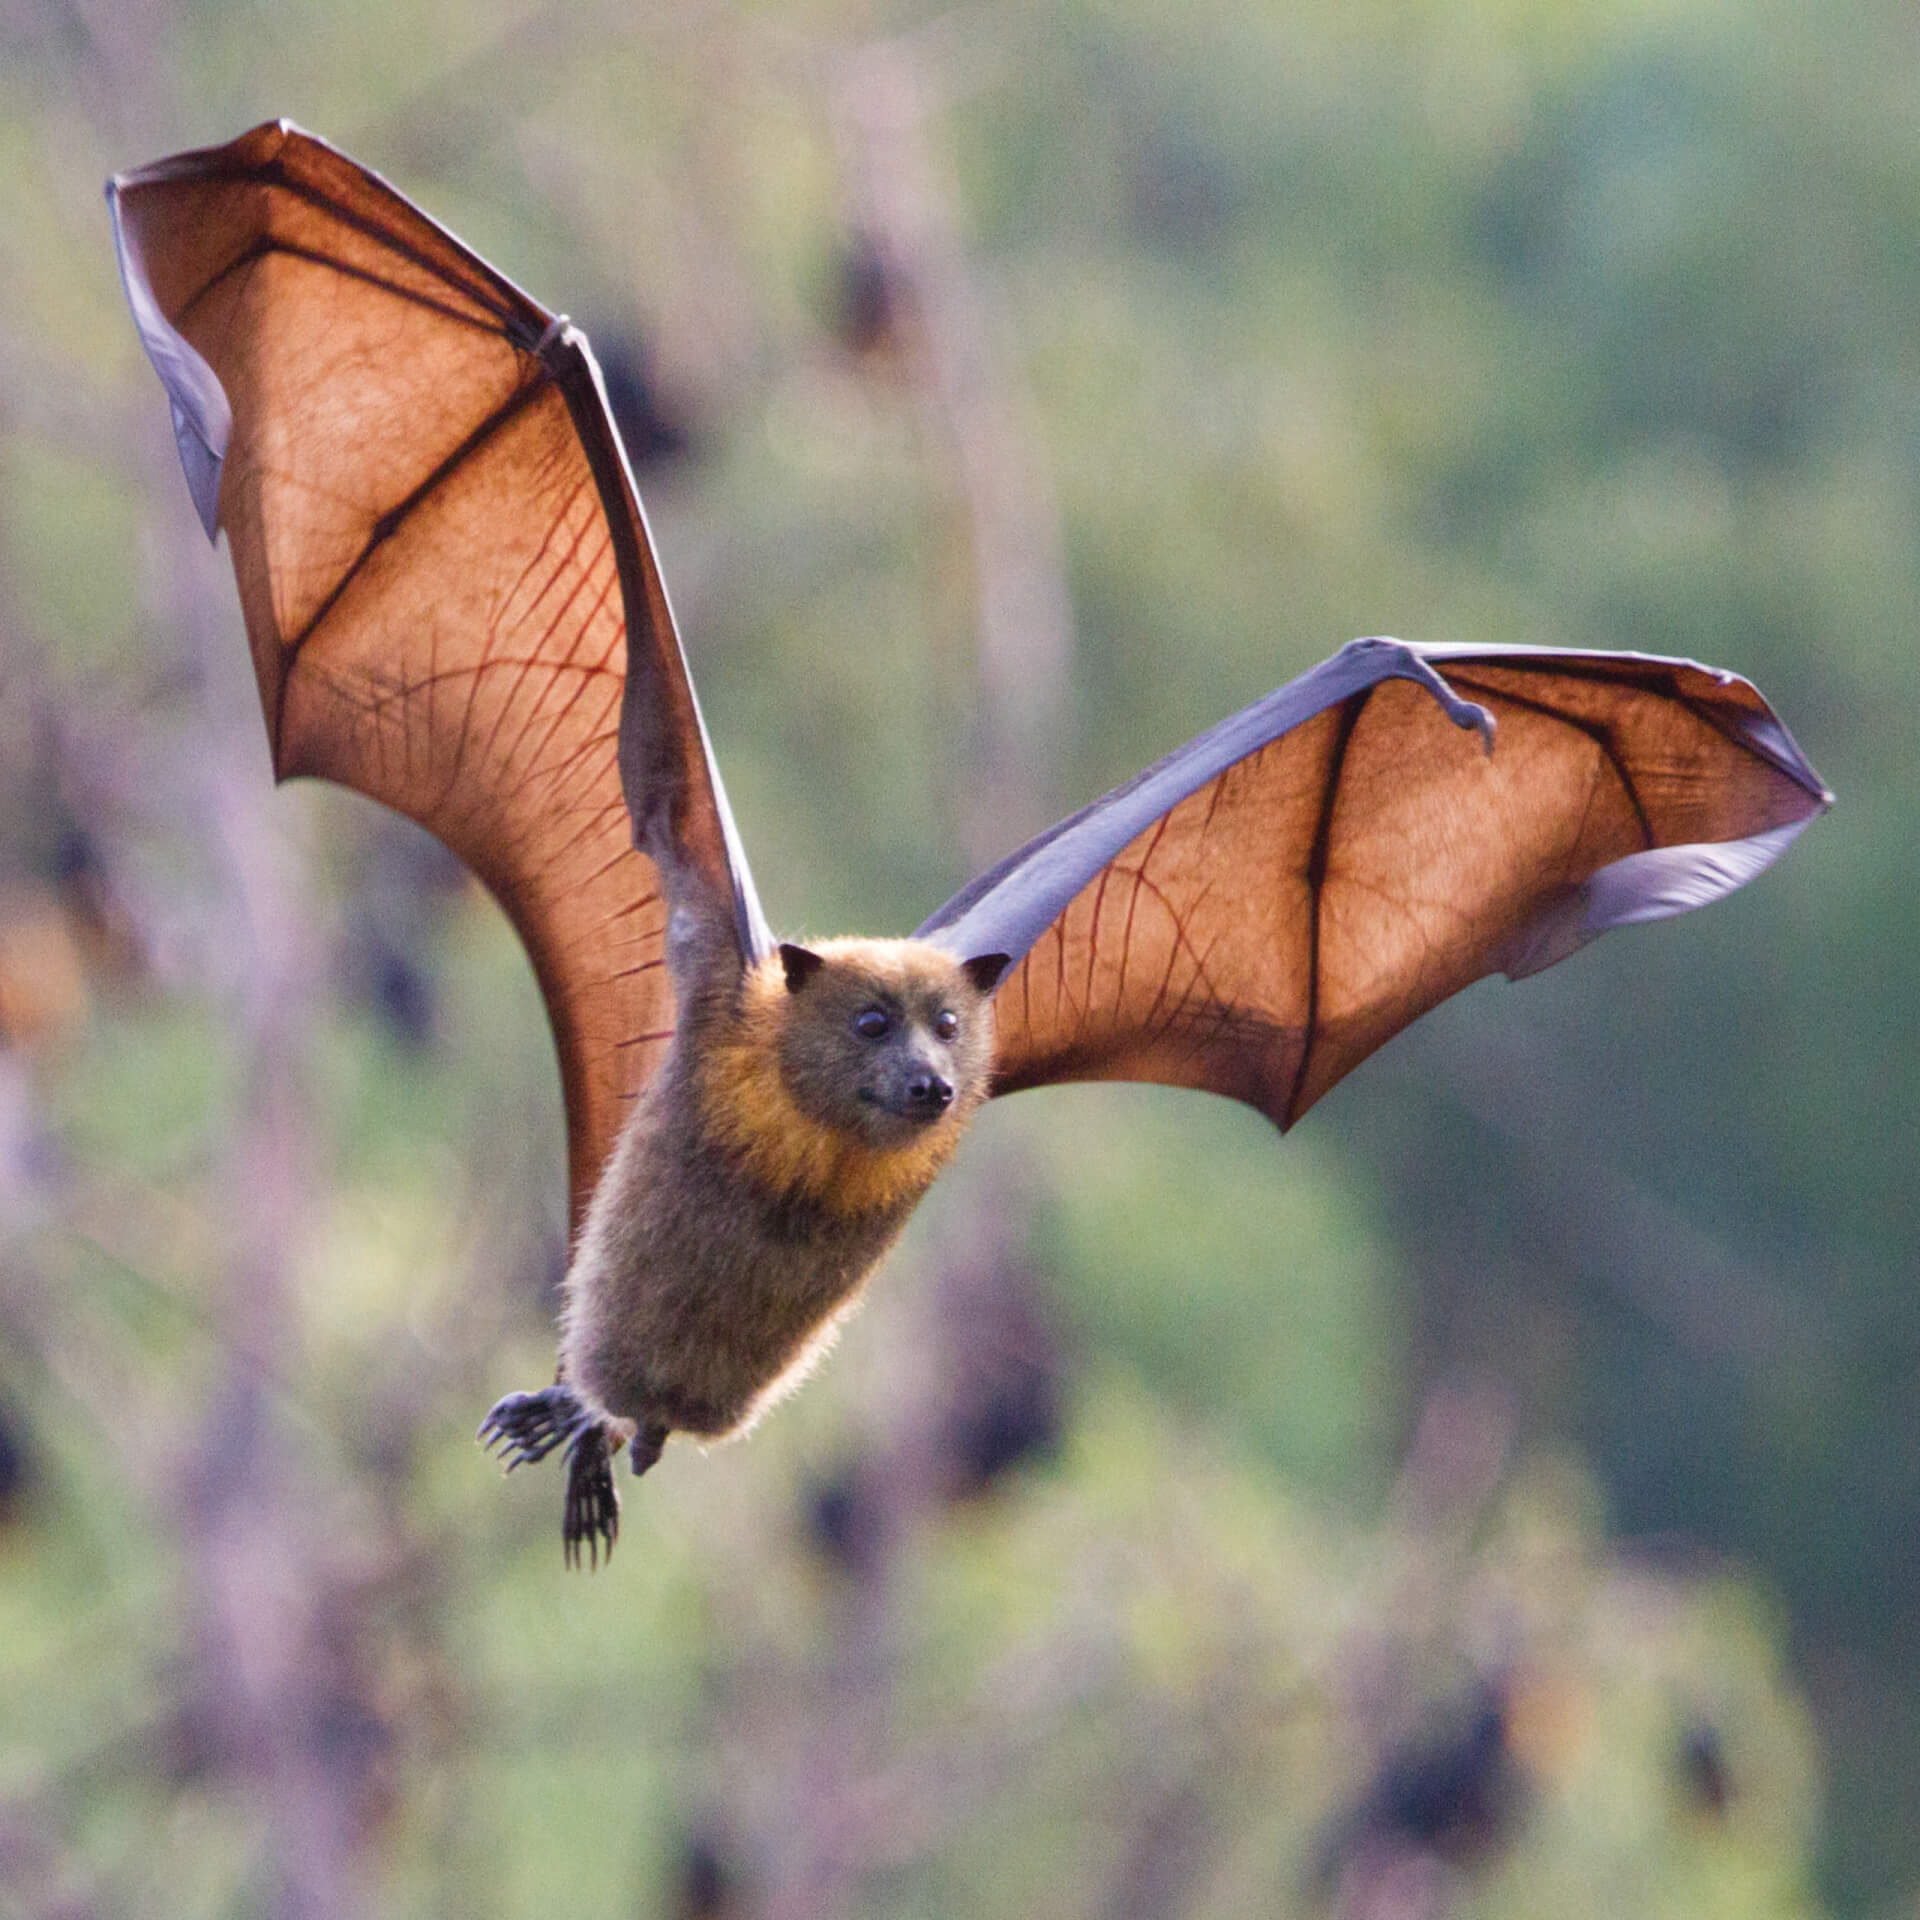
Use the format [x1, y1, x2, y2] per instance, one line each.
[775, 938, 998, 1151]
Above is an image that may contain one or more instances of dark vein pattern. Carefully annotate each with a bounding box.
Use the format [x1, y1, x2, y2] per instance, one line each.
[983, 653, 1826, 1131]
[109, 121, 729, 1226]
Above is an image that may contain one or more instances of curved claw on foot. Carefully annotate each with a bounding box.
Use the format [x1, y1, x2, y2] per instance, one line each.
[563, 1423, 618, 1570]
[478, 1386, 659, 1570]
[478, 1385, 585, 1471]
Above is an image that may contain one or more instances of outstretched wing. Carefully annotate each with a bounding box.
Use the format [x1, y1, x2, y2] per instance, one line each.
[110, 121, 772, 1226]
[917, 638, 1829, 1129]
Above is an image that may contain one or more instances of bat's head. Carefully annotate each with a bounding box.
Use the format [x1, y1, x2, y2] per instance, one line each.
[773, 938, 1007, 1150]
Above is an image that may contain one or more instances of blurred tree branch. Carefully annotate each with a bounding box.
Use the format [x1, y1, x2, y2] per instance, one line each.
[829, 29, 1074, 867]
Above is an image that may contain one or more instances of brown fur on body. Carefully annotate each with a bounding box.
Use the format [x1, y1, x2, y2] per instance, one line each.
[559, 933, 998, 1443]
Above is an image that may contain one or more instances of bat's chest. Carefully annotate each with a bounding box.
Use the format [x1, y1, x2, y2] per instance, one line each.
[565, 1123, 917, 1435]
[683, 1126, 921, 1294]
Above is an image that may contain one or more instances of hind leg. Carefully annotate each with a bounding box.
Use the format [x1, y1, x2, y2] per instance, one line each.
[480, 1385, 621, 1569]
[480, 1388, 679, 1568]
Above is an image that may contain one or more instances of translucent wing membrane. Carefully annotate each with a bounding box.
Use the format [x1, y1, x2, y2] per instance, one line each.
[922, 639, 1829, 1129]
[112, 125, 1832, 1172]
[111, 122, 770, 1225]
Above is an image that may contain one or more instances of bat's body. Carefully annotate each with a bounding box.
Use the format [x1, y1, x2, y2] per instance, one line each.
[110, 124, 1832, 1566]
[507, 931, 1000, 1559]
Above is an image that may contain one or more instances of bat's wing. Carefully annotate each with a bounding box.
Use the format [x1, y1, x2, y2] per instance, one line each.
[110, 122, 772, 1227]
[917, 638, 1829, 1128]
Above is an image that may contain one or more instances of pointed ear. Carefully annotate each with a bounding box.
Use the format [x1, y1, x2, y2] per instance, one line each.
[962, 952, 1013, 997]
[780, 943, 826, 993]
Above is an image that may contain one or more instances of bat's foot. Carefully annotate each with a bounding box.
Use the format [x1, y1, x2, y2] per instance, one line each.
[562, 1421, 618, 1571]
[478, 1384, 588, 1470]
[560, 1418, 671, 1567]
[480, 1384, 620, 1569]
[478, 1389, 673, 1569]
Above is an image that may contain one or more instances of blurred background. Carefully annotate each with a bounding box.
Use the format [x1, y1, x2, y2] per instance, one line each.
[0, 0, 1912, 1912]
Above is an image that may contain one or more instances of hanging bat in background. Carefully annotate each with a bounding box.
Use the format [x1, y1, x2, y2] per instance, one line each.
[110, 123, 1830, 1567]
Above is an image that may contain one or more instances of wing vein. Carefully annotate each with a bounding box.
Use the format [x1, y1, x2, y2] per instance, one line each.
[180, 235, 516, 342]
[1445, 674, 1655, 849]
[276, 373, 549, 749]
[180, 148, 528, 333]
[1286, 690, 1370, 1128]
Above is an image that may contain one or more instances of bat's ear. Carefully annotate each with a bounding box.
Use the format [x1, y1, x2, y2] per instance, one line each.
[779, 943, 827, 993]
[962, 953, 1012, 997]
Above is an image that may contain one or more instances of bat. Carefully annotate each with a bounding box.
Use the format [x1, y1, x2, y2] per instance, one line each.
[110, 123, 1830, 1566]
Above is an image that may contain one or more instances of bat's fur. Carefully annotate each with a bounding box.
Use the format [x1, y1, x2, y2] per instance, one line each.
[558, 931, 997, 1446]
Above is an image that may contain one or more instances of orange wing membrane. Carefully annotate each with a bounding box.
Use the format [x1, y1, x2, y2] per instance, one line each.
[113, 128, 1832, 1184]
[920, 638, 1830, 1129]
[110, 122, 770, 1226]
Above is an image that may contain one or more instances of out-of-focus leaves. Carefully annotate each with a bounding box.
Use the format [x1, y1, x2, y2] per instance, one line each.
[0, 0, 1910, 1912]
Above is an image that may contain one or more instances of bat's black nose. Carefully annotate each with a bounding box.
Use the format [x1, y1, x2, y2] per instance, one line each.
[907, 1070, 954, 1112]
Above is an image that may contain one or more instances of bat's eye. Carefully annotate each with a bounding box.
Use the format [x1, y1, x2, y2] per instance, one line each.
[852, 1006, 891, 1041]
[933, 1009, 960, 1040]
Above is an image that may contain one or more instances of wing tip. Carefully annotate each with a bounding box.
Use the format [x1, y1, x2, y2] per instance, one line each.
[1726, 705, 1835, 813]
[104, 121, 349, 542]
[1500, 816, 1824, 980]
[106, 164, 233, 541]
